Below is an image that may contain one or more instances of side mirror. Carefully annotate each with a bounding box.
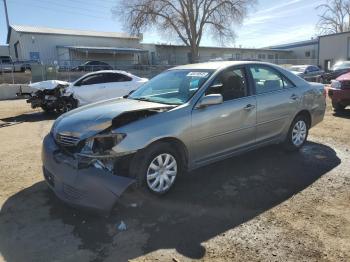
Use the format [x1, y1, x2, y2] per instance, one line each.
[196, 94, 223, 109]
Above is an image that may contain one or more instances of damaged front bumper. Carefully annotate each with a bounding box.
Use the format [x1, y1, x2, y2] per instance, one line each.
[42, 134, 135, 214]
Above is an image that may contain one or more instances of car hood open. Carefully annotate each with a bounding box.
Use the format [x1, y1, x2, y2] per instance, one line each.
[52, 98, 173, 139]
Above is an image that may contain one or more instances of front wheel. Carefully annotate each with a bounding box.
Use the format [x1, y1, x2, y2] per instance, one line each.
[284, 115, 309, 151]
[332, 102, 346, 112]
[130, 142, 181, 195]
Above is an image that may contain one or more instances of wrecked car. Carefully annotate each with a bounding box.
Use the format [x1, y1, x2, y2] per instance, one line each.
[27, 80, 76, 113]
[27, 70, 148, 113]
[42, 61, 326, 214]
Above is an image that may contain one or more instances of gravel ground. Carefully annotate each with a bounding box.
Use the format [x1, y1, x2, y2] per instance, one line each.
[0, 99, 349, 262]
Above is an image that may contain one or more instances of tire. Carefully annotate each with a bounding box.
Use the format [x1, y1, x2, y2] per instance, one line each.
[332, 102, 346, 112]
[129, 142, 181, 195]
[284, 115, 309, 151]
[41, 105, 54, 113]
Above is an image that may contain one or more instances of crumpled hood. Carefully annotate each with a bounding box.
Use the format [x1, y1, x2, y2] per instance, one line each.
[52, 98, 172, 139]
[29, 80, 70, 91]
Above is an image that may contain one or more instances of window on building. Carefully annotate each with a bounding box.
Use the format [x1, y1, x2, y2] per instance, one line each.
[258, 54, 266, 60]
[268, 54, 274, 60]
[305, 51, 311, 57]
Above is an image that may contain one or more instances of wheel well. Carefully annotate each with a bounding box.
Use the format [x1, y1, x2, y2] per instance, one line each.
[148, 137, 189, 170]
[296, 110, 312, 127]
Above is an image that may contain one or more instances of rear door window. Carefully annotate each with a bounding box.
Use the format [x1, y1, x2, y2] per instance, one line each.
[77, 74, 106, 86]
[104, 73, 132, 83]
[249, 65, 294, 94]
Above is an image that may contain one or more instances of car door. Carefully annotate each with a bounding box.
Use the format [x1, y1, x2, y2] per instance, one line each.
[73, 73, 107, 105]
[191, 67, 257, 165]
[100, 73, 134, 99]
[248, 65, 299, 143]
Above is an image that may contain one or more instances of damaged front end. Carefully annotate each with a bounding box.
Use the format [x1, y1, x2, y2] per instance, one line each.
[42, 132, 136, 214]
[27, 81, 77, 114]
[43, 103, 172, 213]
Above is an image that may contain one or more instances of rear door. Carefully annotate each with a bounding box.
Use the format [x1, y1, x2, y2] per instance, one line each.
[101, 73, 134, 99]
[191, 66, 257, 164]
[248, 65, 299, 143]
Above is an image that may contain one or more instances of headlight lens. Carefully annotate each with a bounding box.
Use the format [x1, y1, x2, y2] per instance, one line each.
[331, 80, 342, 90]
[83, 133, 126, 154]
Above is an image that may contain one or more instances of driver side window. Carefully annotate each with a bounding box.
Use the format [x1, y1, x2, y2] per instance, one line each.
[205, 68, 248, 101]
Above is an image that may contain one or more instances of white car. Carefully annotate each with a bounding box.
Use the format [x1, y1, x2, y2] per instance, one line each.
[65, 70, 148, 106]
[26, 70, 148, 113]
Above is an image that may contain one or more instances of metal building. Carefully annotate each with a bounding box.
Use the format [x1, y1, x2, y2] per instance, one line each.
[6, 25, 147, 67]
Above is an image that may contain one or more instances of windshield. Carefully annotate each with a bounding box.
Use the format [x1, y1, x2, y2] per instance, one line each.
[332, 61, 350, 70]
[290, 66, 306, 72]
[129, 69, 213, 105]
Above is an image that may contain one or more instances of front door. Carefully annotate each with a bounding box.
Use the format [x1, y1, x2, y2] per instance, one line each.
[73, 73, 107, 105]
[191, 67, 257, 165]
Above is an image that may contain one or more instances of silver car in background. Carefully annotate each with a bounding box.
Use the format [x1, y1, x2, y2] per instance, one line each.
[42, 61, 326, 213]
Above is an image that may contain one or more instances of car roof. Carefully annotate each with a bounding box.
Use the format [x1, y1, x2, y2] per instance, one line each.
[170, 61, 281, 71]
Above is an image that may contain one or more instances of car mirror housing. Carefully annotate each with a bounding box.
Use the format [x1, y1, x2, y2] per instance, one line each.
[196, 94, 223, 108]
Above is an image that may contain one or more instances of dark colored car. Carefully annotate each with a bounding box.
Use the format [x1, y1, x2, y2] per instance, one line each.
[71, 61, 113, 72]
[322, 61, 350, 83]
[328, 72, 350, 111]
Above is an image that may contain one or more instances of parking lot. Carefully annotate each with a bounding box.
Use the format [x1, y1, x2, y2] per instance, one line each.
[0, 98, 349, 262]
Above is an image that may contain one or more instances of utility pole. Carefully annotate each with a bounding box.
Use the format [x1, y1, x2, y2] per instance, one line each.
[3, 0, 9, 29]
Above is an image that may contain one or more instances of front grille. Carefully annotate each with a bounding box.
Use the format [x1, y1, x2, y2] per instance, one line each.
[55, 133, 80, 147]
[341, 81, 350, 89]
[63, 184, 85, 200]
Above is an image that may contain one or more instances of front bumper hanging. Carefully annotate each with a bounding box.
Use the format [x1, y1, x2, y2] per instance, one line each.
[42, 134, 135, 214]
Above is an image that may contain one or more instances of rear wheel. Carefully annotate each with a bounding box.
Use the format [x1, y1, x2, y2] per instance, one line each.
[130, 142, 181, 195]
[284, 115, 309, 151]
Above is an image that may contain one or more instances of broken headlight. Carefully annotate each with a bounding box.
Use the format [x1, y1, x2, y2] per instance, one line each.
[81, 133, 126, 156]
[94, 133, 126, 153]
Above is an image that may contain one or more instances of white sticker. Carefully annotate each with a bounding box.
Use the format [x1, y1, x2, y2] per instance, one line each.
[187, 72, 209, 77]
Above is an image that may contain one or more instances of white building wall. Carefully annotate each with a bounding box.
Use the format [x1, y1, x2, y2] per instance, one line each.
[0, 45, 9, 57]
[319, 32, 350, 70]
[8, 31, 141, 63]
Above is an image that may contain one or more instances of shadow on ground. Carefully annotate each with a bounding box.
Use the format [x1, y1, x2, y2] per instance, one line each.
[0, 142, 341, 262]
[0, 111, 55, 127]
[333, 109, 350, 119]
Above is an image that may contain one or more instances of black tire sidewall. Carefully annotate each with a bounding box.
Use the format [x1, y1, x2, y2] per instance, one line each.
[131, 142, 181, 195]
[285, 115, 309, 151]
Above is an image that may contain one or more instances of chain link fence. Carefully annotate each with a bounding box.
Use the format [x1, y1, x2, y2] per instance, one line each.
[0, 58, 319, 85]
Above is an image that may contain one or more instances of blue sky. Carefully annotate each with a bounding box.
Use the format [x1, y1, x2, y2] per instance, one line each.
[0, 0, 324, 47]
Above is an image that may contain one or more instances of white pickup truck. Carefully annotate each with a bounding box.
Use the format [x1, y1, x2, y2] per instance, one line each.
[0, 56, 24, 72]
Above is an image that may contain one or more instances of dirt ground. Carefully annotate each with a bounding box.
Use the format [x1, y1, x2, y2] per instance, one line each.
[0, 98, 349, 262]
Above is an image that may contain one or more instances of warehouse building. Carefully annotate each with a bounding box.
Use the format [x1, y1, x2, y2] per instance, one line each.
[269, 39, 319, 65]
[142, 44, 293, 65]
[318, 31, 350, 70]
[6, 25, 147, 67]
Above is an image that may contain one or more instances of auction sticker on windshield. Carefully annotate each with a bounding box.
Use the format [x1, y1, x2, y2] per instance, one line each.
[187, 72, 209, 77]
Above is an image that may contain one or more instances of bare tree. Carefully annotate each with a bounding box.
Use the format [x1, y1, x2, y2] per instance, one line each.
[113, 0, 255, 62]
[317, 0, 350, 34]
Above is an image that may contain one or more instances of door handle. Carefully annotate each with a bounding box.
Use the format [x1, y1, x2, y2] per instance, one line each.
[290, 94, 299, 100]
[244, 104, 255, 110]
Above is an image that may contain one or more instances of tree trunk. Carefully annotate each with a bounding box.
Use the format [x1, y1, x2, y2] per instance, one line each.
[189, 44, 199, 63]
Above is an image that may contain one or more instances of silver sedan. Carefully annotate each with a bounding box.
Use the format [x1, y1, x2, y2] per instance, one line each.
[43, 61, 326, 213]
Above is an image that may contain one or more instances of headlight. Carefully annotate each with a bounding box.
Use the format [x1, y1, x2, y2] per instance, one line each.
[81, 133, 126, 155]
[331, 80, 342, 90]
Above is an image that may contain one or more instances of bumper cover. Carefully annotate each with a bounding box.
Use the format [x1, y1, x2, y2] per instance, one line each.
[42, 134, 135, 213]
